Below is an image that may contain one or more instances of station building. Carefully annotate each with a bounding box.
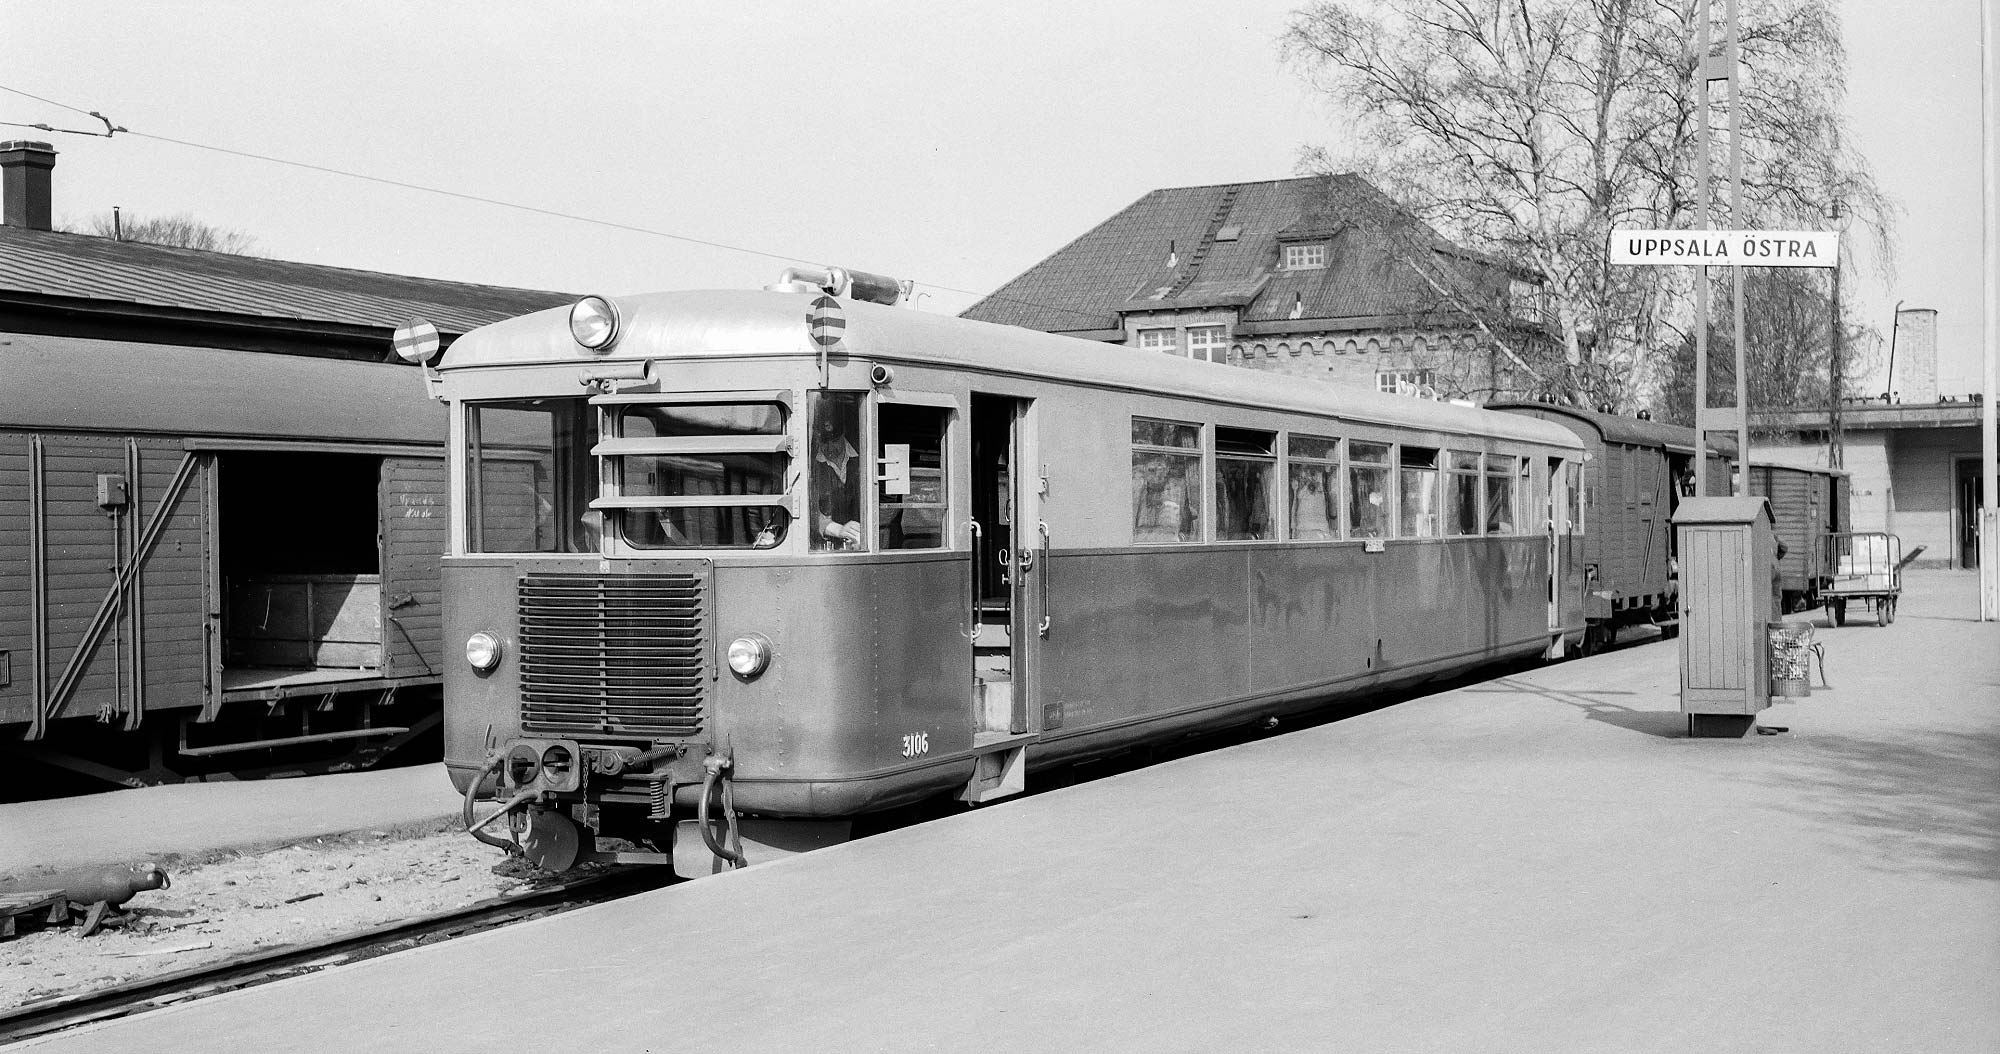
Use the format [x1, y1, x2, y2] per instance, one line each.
[960, 175, 1554, 401]
[1752, 399, 1987, 570]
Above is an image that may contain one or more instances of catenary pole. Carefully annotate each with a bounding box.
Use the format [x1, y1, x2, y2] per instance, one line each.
[1982, 0, 1998, 618]
[1727, 0, 1749, 494]
[1694, 0, 1713, 497]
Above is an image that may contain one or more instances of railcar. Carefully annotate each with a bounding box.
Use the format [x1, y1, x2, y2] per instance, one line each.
[1487, 404, 1733, 652]
[0, 335, 450, 788]
[435, 269, 1587, 875]
[1745, 462, 1850, 612]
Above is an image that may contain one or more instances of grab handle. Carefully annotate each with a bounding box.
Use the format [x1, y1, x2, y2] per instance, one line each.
[968, 520, 983, 643]
[1037, 520, 1051, 638]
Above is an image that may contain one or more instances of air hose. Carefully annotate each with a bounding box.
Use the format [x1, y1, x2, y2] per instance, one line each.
[697, 755, 747, 869]
[462, 755, 523, 856]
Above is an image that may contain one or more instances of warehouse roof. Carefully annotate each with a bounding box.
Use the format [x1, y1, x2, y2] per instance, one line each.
[0, 225, 572, 337]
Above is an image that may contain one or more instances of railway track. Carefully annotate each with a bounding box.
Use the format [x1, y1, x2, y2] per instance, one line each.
[0, 866, 673, 1045]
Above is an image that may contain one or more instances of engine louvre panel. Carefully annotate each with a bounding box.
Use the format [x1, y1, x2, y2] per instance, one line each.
[518, 572, 707, 738]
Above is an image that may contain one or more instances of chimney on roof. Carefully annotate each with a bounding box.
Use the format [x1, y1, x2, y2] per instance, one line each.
[1, 140, 57, 231]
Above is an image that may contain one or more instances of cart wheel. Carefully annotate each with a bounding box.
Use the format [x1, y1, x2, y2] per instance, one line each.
[1830, 599, 1846, 627]
[1884, 597, 1897, 625]
[1876, 597, 1891, 627]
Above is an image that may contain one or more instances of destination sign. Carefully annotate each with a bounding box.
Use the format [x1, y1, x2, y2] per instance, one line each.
[1609, 230, 1839, 267]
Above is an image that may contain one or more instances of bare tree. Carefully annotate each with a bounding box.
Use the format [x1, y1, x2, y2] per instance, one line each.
[67, 211, 260, 255]
[1283, 0, 1893, 410]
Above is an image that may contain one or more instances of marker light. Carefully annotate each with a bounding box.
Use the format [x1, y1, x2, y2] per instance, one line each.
[569, 295, 621, 351]
[540, 744, 576, 789]
[465, 631, 503, 672]
[726, 634, 772, 678]
[506, 744, 541, 787]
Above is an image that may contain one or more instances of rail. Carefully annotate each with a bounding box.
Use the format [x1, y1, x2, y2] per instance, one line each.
[0, 868, 672, 1045]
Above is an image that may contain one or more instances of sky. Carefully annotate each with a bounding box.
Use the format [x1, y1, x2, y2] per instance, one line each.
[1, 0, 1989, 396]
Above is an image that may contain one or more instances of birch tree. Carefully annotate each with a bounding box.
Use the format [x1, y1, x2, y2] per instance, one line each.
[1283, 0, 1891, 409]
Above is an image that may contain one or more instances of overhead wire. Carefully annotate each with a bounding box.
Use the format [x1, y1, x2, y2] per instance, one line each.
[0, 83, 1104, 325]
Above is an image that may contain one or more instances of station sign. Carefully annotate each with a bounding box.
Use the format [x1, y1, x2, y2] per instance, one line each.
[1609, 230, 1839, 268]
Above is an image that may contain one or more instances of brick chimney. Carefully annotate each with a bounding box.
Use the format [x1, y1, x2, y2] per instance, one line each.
[1, 140, 57, 231]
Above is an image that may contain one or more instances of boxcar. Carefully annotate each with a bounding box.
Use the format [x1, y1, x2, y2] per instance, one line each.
[1487, 403, 1732, 651]
[435, 271, 1587, 874]
[0, 335, 450, 787]
[1745, 462, 1850, 612]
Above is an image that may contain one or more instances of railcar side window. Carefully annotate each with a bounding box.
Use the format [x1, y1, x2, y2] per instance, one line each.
[1444, 451, 1481, 537]
[1485, 455, 1520, 534]
[612, 402, 789, 550]
[1399, 447, 1441, 538]
[809, 392, 867, 552]
[1132, 418, 1203, 544]
[1287, 434, 1341, 541]
[1348, 441, 1392, 539]
[1214, 427, 1275, 541]
[878, 405, 950, 550]
[1566, 462, 1584, 532]
[466, 399, 598, 554]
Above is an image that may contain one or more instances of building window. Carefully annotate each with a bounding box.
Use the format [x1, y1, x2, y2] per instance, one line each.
[1508, 279, 1542, 322]
[1137, 327, 1180, 355]
[1377, 368, 1435, 396]
[1187, 326, 1228, 363]
[1284, 244, 1327, 270]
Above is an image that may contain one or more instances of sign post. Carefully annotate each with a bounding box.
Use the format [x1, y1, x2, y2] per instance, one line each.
[1609, 229, 1839, 497]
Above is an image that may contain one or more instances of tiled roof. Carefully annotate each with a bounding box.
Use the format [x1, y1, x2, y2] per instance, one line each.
[0, 225, 574, 335]
[962, 175, 1504, 335]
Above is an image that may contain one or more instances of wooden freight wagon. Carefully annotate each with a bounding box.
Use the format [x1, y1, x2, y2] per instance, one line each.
[0, 334, 448, 786]
[1489, 404, 1733, 652]
[1745, 462, 1850, 613]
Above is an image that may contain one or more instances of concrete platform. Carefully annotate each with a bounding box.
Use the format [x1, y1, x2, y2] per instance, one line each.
[10, 570, 1997, 1053]
[0, 764, 463, 887]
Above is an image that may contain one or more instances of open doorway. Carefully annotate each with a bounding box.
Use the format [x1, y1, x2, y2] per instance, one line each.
[218, 452, 384, 674]
[969, 394, 1026, 736]
[1957, 457, 1983, 569]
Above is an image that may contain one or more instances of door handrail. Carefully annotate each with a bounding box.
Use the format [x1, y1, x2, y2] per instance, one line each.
[1037, 521, 1051, 638]
[967, 520, 983, 643]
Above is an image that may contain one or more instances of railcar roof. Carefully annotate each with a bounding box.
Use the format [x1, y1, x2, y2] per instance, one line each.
[1484, 401, 1740, 457]
[0, 332, 444, 444]
[444, 289, 1582, 449]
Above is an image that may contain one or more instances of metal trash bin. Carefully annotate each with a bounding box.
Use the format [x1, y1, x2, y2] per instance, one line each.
[1769, 621, 1815, 698]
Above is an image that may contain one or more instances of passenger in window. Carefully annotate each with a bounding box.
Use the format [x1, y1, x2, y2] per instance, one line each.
[1132, 457, 1194, 542]
[811, 408, 863, 550]
[1291, 471, 1335, 540]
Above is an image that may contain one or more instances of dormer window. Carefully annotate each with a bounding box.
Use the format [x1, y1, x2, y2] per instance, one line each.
[1508, 278, 1543, 322]
[1284, 243, 1327, 270]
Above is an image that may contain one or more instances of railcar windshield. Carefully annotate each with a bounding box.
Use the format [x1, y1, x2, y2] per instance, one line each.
[465, 398, 600, 554]
[465, 396, 796, 552]
[610, 402, 791, 549]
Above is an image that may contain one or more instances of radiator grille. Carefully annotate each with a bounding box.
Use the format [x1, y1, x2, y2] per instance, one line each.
[518, 572, 707, 738]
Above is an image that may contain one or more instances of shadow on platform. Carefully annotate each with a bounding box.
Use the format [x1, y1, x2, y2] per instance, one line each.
[1470, 677, 1686, 739]
[1756, 728, 2000, 883]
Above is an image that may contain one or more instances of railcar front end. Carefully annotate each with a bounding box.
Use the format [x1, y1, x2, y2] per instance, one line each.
[438, 275, 992, 872]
